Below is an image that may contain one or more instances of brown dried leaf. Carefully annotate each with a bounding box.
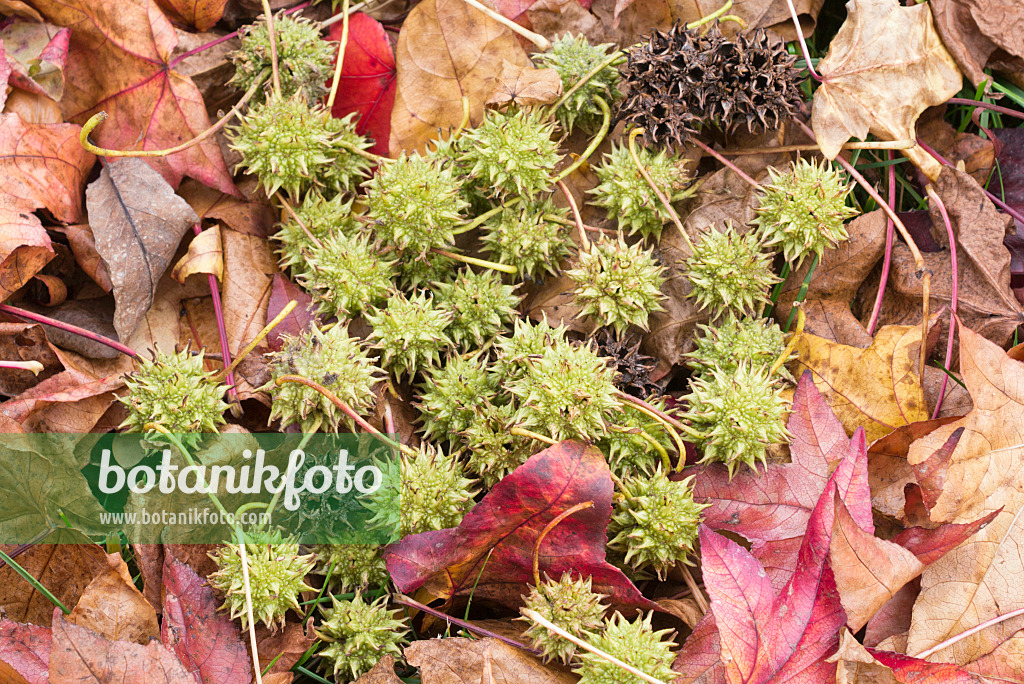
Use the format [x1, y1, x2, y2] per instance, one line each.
[171, 225, 223, 284]
[811, 0, 962, 180]
[486, 59, 562, 107]
[775, 209, 888, 318]
[390, 0, 530, 154]
[799, 300, 874, 348]
[0, 368, 123, 433]
[68, 554, 159, 644]
[0, 323, 61, 396]
[178, 178, 276, 238]
[86, 157, 199, 343]
[354, 655, 403, 683]
[0, 542, 109, 627]
[405, 637, 576, 684]
[220, 227, 276, 365]
[930, 0, 1024, 86]
[253, 621, 315, 675]
[791, 320, 935, 442]
[49, 612, 192, 683]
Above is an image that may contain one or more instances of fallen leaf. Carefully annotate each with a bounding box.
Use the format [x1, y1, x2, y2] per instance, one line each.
[161, 555, 252, 684]
[328, 12, 398, 158]
[0, 322, 61, 396]
[904, 326, 1024, 671]
[864, 580, 919, 648]
[156, 0, 228, 31]
[172, 225, 223, 284]
[832, 629, 983, 684]
[86, 157, 199, 343]
[354, 655, 402, 683]
[867, 417, 960, 519]
[406, 637, 576, 684]
[0, 21, 69, 101]
[0, 541, 110, 626]
[384, 440, 656, 610]
[0, 368, 123, 432]
[0, 1, 42, 21]
[220, 227, 276, 364]
[389, 0, 531, 154]
[253, 621, 314, 675]
[177, 179, 276, 238]
[811, 0, 962, 179]
[775, 209, 888, 321]
[49, 611, 193, 683]
[799, 299, 875, 347]
[792, 320, 934, 442]
[266, 274, 316, 352]
[916, 109, 995, 187]
[51, 225, 112, 292]
[930, 0, 1024, 86]
[32, 0, 237, 194]
[0, 619, 50, 684]
[68, 553, 159, 644]
[0, 112, 95, 302]
[486, 59, 562, 107]
[692, 372, 863, 591]
[890, 167, 1023, 346]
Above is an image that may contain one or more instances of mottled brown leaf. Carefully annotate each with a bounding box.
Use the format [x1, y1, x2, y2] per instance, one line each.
[68, 554, 159, 644]
[406, 637, 576, 684]
[0, 618, 50, 684]
[171, 225, 223, 284]
[486, 59, 562, 107]
[86, 157, 199, 343]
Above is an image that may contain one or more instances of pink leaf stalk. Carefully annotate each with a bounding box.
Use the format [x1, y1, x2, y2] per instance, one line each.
[867, 150, 897, 335]
[928, 188, 958, 419]
[0, 304, 137, 358]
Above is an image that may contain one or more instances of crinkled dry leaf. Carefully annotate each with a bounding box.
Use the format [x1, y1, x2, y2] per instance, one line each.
[220, 227, 276, 363]
[831, 628, 982, 684]
[890, 167, 1023, 346]
[799, 299, 874, 348]
[354, 655, 402, 683]
[0, 541, 109, 627]
[0, 618, 50, 684]
[406, 637, 576, 684]
[155, 0, 228, 31]
[792, 320, 935, 442]
[930, 0, 1024, 86]
[68, 553, 158, 644]
[486, 60, 562, 107]
[811, 0, 962, 180]
[86, 157, 199, 344]
[390, 0, 531, 154]
[0, 21, 69, 101]
[171, 225, 223, 284]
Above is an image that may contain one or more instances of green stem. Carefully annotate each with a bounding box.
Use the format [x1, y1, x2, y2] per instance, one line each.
[554, 96, 611, 182]
[431, 248, 518, 274]
[609, 423, 670, 472]
[453, 204, 505, 235]
[0, 547, 70, 614]
[551, 51, 625, 114]
[510, 426, 557, 445]
[785, 254, 818, 331]
[686, 0, 734, 28]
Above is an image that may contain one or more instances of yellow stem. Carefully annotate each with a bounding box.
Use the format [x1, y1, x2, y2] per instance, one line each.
[510, 427, 557, 445]
[628, 127, 694, 252]
[79, 76, 263, 158]
[685, 0, 733, 28]
[769, 305, 804, 378]
[554, 95, 611, 182]
[325, 0, 351, 111]
[461, 0, 551, 50]
[219, 300, 297, 380]
[261, 0, 281, 97]
[431, 248, 518, 274]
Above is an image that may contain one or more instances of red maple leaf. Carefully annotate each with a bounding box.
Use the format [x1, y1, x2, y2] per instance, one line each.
[384, 440, 656, 610]
[328, 13, 397, 158]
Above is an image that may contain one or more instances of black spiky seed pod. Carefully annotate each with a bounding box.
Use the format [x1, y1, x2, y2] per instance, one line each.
[593, 328, 661, 398]
[619, 23, 802, 148]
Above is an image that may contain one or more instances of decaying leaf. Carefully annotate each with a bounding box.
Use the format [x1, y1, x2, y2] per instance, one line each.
[155, 0, 228, 31]
[67, 554, 159, 644]
[406, 637, 576, 684]
[811, 0, 962, 179]
[0, 618, 50, 684]
[0, 542, 110, 627]
[389, 0, 531, 153]
[86, 157, 199, 343]
[0, 21, 70, 102]
[832, 629, 983, 684]
[930, 0, 1024, 86]
[792, 320, 934, 442]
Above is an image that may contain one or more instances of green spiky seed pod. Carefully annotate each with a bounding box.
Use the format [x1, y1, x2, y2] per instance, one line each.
[599, 399, 673, 478]
[229, 95, 373, 199]
[274, 193, 363, 278]
[207, 537, 315, 632]
[301, 232, 395, 317]
[417, 354, 498, 441]
[509, 339, 621, 441]
[460, 109, 561, 200]
[119, 348, 228, 450]
[519, 573, 608, 663]
[364, 152, 467, 257]
[481, 201, 572, 279]
[684, 221, 779, 319]
[366, 444, 478, 537]
[753, 158, 858, 266]
[316, 593, 409, 682]
[573, 612, 677, 684]
[567, 235, 666, 335]
[534, 34, 622, 134]
[608, 469, 707, 579]
[396, 252, 459, 290]
[687, 315, 790, 381]
[312, 544, 389, 593]
[683, 362, 790, 477]
[365, 290, 454, 382]
[490, 316, 568, 383]
[462, 401, 534, 486]
[230, 14, 335, 104]
[433, 269, 521, 349]
[264, 324, 383, 432]
[590, 143, 695, 240]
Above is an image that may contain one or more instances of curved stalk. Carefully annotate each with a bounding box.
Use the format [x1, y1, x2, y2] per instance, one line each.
[554, 95, 611, 182]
